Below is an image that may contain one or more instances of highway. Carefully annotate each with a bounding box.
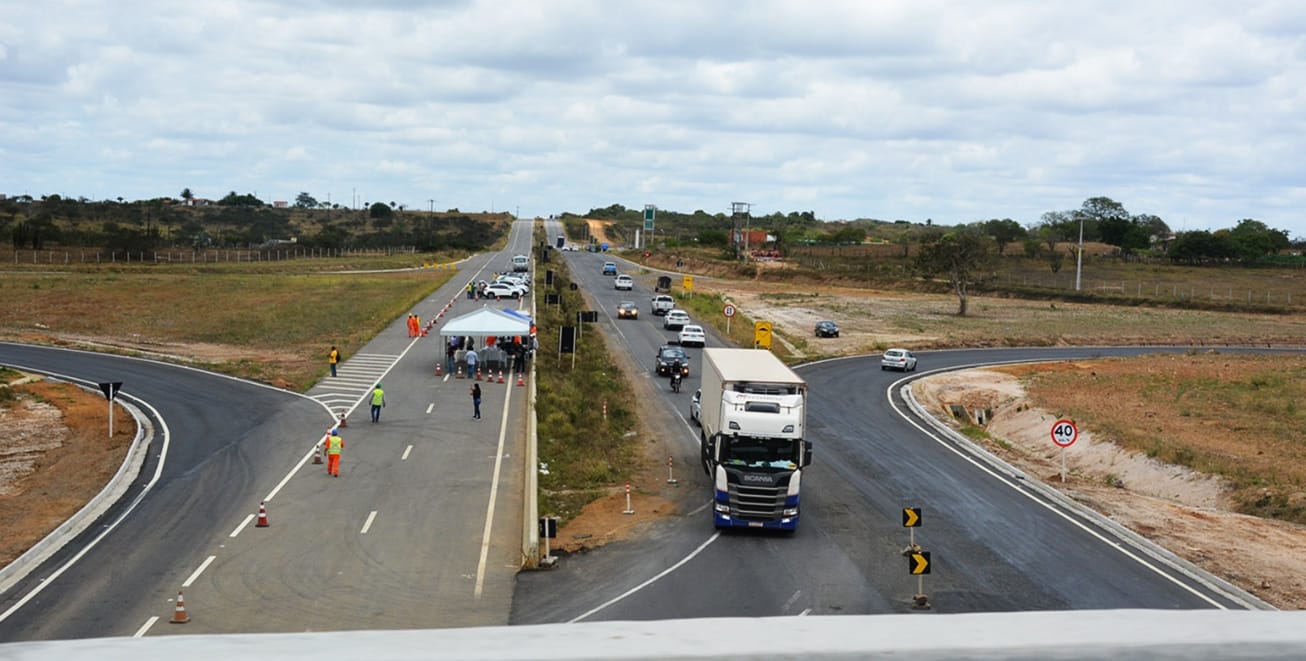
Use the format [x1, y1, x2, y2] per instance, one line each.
[0, 220, 539, 640]
[512, 223, 1292, 622]
[2, 218, 1297, 643]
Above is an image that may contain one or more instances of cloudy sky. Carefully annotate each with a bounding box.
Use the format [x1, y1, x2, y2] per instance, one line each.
[3, 1, 1305, 237]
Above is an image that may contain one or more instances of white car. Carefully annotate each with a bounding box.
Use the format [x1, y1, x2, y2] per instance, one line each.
[614, 274, 634, 290]
[881, 348, 918, 371]
[690, 389, 702, 425]
[663, 309, 690, 330]
[678, 324, 706, 347]
[483, 282, 523, 300]
[495, 275, 529, 293]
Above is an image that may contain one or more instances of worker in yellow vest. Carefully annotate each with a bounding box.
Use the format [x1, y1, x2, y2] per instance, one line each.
[370, 383, 386, 423]
[326, 428, 344, 477]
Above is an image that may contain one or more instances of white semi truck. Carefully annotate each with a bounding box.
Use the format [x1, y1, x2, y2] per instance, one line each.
[697, 347, 810, 531]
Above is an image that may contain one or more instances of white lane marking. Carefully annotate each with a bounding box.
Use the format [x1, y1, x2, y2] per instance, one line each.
[426, 403, 434, 414]
[0, 391, 170, 625]
[402, 445, 413, 461]
[182, 555, 216, 588]
[229, 514, 255, 538]
[361, 511, 378, 535]
[783, 590, 802, 612]
[133, 616, 159, 638]
[799, 608, 812, 616]
[886, 369, 1234, 609]
[473, 373, 516, 598]
[569, 532, 721, 622]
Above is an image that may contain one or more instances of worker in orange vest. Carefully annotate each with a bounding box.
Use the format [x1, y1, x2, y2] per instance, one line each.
[325, 428, 344, 477]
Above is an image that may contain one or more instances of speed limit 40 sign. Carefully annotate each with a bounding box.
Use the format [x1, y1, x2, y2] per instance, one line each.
[1051, 419, 1078, 447]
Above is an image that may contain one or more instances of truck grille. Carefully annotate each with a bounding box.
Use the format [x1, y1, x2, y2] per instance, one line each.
[727, 483, 786, 520]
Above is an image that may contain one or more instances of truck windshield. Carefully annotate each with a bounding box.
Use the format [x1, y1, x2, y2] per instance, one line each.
[720, 436, 799, 470]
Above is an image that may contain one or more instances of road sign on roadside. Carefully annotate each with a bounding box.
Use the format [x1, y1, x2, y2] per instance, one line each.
[902, 507, 921, 527]
[723, 304, 736, 318]
[909, 551, 931, 575]
[1051, 419, 1078, 447]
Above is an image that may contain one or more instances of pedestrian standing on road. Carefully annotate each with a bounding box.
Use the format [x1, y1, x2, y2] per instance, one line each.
[326, 428, 344, 477]
[471, 383, 482, 420]
[407, 313, 416, 337]
[465, 347, 479, 379]
[370, 383, 386, 423]
[466, 282, 474, 300]
[446, 342, 456, 374]
[328, 346, 340, 377]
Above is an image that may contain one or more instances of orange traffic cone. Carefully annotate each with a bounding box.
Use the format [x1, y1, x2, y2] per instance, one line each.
[171, 590, 190, 624]
[476, 368, 483, 381]
[256, 501, 270, 527]
[495, 370, 503, 383]
[516, 372, 525, 387]
[338, 412, 348, 428]
[435, 363, 442, 376]
[456, 367, 464, 379]
[313, 441, 323, 465]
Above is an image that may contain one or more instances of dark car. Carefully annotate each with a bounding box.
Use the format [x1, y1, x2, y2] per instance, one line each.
[815, 320, 840, 338]
[617, 301, 639, 319]
[655, 345, 690, 376]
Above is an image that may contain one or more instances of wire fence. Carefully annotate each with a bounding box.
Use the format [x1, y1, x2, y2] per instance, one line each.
[3, 247, 419, 265]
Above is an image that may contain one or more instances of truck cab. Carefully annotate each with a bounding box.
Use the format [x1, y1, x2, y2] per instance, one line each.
[511, 255, 530, 272]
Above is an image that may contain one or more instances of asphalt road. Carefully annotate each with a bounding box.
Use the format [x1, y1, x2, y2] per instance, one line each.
[0, 220, 539, 640]
[513, 235, 1296, 622]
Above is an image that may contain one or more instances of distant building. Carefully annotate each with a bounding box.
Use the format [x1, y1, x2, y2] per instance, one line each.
[273, 200, 289, 208]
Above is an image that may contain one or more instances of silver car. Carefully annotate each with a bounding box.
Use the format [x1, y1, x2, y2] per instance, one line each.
[881, 348, 918, 371]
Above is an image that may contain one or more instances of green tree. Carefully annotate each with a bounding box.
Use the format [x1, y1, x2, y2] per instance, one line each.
[913, 226, 995, 316]
[369, 202, 393, 220]
[981, 218, 1026, 255]
[295, 192, 318, 209]
[180, 188, 193, 203]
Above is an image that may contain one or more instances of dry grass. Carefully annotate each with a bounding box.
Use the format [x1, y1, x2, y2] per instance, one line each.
[0, 380, 136, 565]
[998, 353, 1306, 523]
[0, 267, 455, 390]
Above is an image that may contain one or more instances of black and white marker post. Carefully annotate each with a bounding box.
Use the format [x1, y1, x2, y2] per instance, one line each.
[98, 381, 123, 438]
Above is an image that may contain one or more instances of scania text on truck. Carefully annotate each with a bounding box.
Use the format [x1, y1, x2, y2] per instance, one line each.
[698, 347, 810, 531]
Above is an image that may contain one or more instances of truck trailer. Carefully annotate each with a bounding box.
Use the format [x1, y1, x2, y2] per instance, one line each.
[698, 348, 810, 531]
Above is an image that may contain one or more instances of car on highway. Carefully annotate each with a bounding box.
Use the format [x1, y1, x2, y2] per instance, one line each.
[814, 320, 840, 338]
[690, 389, 701, 425]
[881, 348, 918, 371]
[614, 274, 634, 290]
[617, 301, 639, 319]
[678, 324, 706, 347]
[483, 282, 524, 300]
[655, 345, 690, 376]
[602, 261, 617, 275]
[663, 309, 690, 330]
[650, 294, 675, 316]
[495, 275, 529, 294]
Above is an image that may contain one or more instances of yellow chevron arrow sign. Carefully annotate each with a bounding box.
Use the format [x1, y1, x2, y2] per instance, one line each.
[910, 551, 931, 575]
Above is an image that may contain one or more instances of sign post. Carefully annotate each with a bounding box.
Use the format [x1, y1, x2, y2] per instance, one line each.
[1050, 419, 1079, 482]
[682, 274, 694, 299]
[723, 303, 736, 335]
[98, 381, 122, 438]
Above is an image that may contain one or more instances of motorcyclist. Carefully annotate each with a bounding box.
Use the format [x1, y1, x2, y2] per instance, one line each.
[669, 360, 684, 392]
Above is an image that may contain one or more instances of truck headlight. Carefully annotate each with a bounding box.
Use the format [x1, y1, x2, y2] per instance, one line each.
[714, 503, 731, 514]
[728, 421, 740, 430]
[783, 507, 798, 517]
[782, 425, 794, 433]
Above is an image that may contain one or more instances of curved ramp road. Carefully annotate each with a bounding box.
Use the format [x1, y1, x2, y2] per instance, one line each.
[0, 220, 540, 640]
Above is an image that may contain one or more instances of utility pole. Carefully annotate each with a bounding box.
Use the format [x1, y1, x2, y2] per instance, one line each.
[429, 199, 434, 214]
[1075, 214, 1084, 291]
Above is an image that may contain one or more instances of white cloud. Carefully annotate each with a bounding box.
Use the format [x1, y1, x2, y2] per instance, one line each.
[2, 1, 1306, 236]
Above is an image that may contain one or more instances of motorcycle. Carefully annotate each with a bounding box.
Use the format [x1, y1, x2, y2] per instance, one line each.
[669, 362, 685, 393]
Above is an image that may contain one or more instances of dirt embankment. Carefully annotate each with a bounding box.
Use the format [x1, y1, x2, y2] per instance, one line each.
[912, 369, 1306, 609]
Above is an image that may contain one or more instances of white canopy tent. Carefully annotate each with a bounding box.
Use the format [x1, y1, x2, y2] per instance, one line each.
[437, 306, 531, 339]
[438, 306, 532, 372]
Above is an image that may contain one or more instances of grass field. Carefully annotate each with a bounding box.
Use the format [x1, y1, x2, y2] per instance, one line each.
[0, 258, 457, 391]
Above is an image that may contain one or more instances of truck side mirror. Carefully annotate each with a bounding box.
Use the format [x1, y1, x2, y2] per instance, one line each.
[803, 441, 813, 467]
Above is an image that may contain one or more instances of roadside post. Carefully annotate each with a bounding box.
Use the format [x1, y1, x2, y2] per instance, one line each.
[723, 303, 736, 335]
[539, 516, 558, 567]
[901, 507, 929, 609]
[1051, 419, 1079, 482]
[98, 381, 123, 438]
